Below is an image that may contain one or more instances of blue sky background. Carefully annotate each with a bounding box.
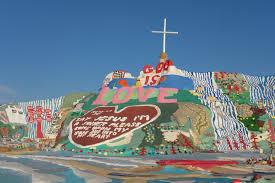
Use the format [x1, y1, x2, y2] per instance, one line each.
[0, 0, 274, 103]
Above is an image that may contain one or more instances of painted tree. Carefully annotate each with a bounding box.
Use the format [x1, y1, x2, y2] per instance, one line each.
[226, 138, 233, 151]
[238, 132, 247, 150]
[251, 133, 258, 150]
[179, 134, 193, 149]
[232, 138, 239, 150]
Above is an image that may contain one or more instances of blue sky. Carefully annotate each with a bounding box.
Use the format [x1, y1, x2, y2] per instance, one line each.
[0, 0, 274, 103]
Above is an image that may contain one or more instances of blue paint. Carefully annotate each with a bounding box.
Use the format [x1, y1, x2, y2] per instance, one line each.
[0, 156, 85, 183]
[194, 177, 235, 183]
[148, 180, 170, 183]
[63, 169, 86, 183]
[108, 78, 137, 89]
[0, 168, 31, 183]
[157, 75, 194, 89]
[153, 166, 191, 174]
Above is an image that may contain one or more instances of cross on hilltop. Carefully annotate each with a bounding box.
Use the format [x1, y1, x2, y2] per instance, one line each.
[152, 18, 179, 53]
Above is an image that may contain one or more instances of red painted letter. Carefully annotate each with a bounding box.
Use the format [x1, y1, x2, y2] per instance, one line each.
[143, 65, 154, 74]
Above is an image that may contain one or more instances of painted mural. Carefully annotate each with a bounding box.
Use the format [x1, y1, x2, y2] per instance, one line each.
[55, 54, 273, 156]
[0, 53, 274, 182]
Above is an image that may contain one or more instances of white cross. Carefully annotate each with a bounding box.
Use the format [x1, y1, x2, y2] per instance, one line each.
[152, 18, 178, 53]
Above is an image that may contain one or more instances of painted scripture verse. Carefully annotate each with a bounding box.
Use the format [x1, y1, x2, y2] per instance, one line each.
[69, 105, 161, 147]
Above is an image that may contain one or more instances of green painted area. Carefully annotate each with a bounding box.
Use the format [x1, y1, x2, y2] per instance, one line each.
[0, 121, 27, 139]
[60, 88, 222, 155]
[63, 111, 85, 133]
[0, 121, 15, 138]
[239, 114, 261, 132]
[229, 91, 251, 104]
[62, 92, 92, 108]
[198, 127, 216, 150]
[174, 90, 202, 104]
[258, 114, 270, 122]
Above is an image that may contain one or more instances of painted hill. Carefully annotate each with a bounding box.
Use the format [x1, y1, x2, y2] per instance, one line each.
[0, 53, 274, 156]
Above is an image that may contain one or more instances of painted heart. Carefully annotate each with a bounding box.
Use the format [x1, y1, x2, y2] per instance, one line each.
[69, 105, 161, 148]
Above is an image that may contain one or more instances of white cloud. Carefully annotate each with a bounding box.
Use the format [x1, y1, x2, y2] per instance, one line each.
[0, 85, 16, 104]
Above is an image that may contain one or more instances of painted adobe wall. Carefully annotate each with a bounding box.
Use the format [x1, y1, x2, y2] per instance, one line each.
[0, 55, 274, 156]
[0, 93, 91, 150]
[60, 56, 274, 155]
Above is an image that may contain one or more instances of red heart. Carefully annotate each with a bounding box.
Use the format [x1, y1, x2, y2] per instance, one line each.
[69, 105, 160, 147]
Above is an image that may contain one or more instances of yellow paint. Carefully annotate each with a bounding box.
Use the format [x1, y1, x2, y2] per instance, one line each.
[207, 96, 216, 102]
[196, 87, 204, 92]
[135, 79, 142, 87]
[189, 90, 202, 97]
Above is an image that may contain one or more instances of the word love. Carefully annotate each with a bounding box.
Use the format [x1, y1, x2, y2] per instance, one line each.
[93, 87, 178, 105]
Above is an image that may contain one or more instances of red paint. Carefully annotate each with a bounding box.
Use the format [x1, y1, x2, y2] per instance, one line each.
[156, 159, 239, 169]
[70, 105, 160, 147]
[36, 106, 43, 137]
[221, 72, 225, 79]
[140, 147, 146, 156]
[227, 85, 232, 94]
[143, 65, 154, 74]
[164, 60, 173, 70]
[144, 75, 161, 85]
[118, 79, 128, 87]
[251, 133, 258, 149]
[159, 76, 166, 83]
[233, 138, 239, 150]
[226, 138, 233, 151]
[214, 73, 219, 79]
[234, 84, 240, 93]
[268, 119, 275, 142]
[170, 146, 176, 154]
[36, 119, 43, 138]
[143, 60, 173, 75]
[232, 179, 242, 183]
[143, 60, 174, 86]
[156, 62, 164, 73]
[27, 106, 35, 123]
[179, 134, 193, 148]
[144, 76, 151, 85]
[150, 75, 161, 85]
[45, 109, 52, 122]
[238, 132, 247, 150]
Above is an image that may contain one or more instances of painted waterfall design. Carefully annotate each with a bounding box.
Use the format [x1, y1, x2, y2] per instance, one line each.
[244, 75, 275, 117]
[187, 71, 250, 151]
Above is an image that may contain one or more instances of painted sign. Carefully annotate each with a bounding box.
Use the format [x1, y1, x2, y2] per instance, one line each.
[69, 105, 161, 147]
[93, 87, 178, 105]
[19, 97, 64, 139]
[26, 105, 53, 138]
[143, 60, 173, 86]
